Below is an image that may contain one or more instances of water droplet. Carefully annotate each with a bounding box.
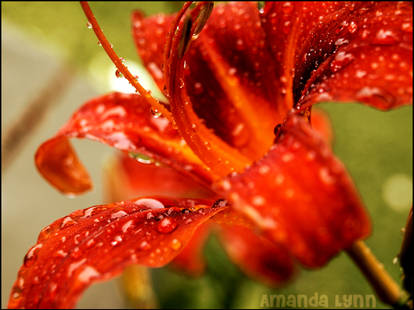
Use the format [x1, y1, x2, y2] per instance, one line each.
[374, 29, 397, 45]
[38, 225, 52, 242]
[319, 167, 334, 184]
[111, 235, 123, 246]
[12, 291, 21, 300]
[111, 210, 127, 219]
[61, 216, 76, 229]
[86, 239, 95, 248]
[228, 67, 237, 75]
[157, 217, 177, 234]
[334, 38, 349, 46]
[401, 22, 412, 33]
[355, 70, 367, 78]
[348, 21, 357, 33]
[67, 258, 87, 276]
[259, 165, 270, 175]
[139, 240, 151, 250]
[17, 277, 24, 290]
[282, 2, 293, 14]
[74, 234, 81, 245]
[97, 41, 102, 47]
[24, 244, 43, 267]
[115, 70, 123, 78]
[122, 220, 134, 233]
[392, 257, 399, 265]
[252, 195, 265, 206]
[236, 39, 244, 50]
[129, 152, 154, 165]
[135, 198, 165, 210]
[193, 82, 203, 94]
[283, 21, 291, 34]
[170, 238, 182, 250]
[78, 266, 100, 283]
[86, 22, 92, 29]
[330, 51, 354, 73]
[54, 250, 68, 258]
[150, 108, 162, 118]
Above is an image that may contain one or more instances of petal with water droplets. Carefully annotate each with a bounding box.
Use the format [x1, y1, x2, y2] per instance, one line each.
[8, 197, 226, 309]
[216, 114, 371, 267]
[261, 2, 412, 109]
[35, 92, 213, 195]
[133, 3, 288, 160]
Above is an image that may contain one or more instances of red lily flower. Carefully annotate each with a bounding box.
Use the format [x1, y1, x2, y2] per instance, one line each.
[9, 1, 412, 308]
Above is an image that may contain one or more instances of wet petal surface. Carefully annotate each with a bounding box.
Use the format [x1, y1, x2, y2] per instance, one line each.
[8, 197, 225, 309]
[35, 92, 213, 195]
[216, 114, 371, 267]
[133, 3, 288, 160]
[261, 2, 412, 109]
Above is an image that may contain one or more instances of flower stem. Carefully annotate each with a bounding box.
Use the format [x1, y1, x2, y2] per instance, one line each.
[80, 1, 174, 124]
[346, 240, 403, 306]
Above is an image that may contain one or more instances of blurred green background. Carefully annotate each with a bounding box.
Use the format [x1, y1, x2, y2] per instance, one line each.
[2, 2, 412, 309]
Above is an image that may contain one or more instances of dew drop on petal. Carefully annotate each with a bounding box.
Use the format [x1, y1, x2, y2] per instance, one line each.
[157, 217, 177, 234]
[150, 108, 162, 118]
[170, 238, 182, 250]
[111, 235, 123, 246]
[373, 29, 397, 45]
[401, 22, 412, 33]
[139, 240, 151, 250]
[78, 266, 100, 283]
[111, 210, 128, 219]
[61, 216, 77, 229]
[135, 198, 165, 210]
[38, 225, 52, 242]
[24, 244, 43, 267]
[348, 21, 357, 33]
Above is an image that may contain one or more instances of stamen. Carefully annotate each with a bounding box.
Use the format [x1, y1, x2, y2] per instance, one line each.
[80, 2, 174, 124]
[165, 2, 251, 178]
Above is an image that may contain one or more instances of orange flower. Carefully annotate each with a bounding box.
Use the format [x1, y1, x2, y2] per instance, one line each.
[9, 1, 412, 308]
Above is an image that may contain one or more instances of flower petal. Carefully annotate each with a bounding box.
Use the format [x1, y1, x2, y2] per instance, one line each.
[132, 11, 174, 93]
[170, 222, 211, 276]
[216, 113, 371, 268]
[8, 197, 225, 309]
[261, 2, 412, 110]
[114, 153, 217, 199]
[219, 224, 295, 286]
[35, 92, 213, 195]
[311, 109, 333, 145]
[133, 3, 288, 160]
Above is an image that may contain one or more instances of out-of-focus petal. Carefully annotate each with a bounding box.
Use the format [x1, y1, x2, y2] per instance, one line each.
[8, 197, 226, 309]
[35, 92, 213, 195]
[218, 209, 295, 286]
[261, 2, 412, 110]
[133, 3, 288, 159]
[216, 114, 371, 268]
[170, 222, 211, 276]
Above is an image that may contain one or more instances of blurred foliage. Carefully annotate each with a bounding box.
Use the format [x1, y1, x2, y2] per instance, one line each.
[2, 1, 412, 309]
